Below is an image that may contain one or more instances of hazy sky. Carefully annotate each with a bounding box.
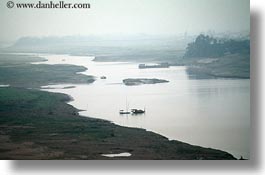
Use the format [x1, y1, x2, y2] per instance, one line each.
[0, 0, 249, 42]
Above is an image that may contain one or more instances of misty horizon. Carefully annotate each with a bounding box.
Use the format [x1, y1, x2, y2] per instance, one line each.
[0, 31, 250, 49]
[0, 0, 250, 160]
[0, 0, 249, 43]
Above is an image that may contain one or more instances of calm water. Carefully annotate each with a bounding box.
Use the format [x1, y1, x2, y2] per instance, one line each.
[35, 54, 250, 159]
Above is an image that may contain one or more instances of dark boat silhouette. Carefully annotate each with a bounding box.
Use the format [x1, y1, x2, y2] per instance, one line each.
[131, 108, 145, 114]
[119, 110, 131, 114]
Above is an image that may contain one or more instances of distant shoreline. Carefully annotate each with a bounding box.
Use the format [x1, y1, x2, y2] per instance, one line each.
[0, 53, 238, 159]
[186, 66, 250, 80]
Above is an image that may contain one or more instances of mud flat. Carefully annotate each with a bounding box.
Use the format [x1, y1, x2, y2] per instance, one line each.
[123, 78, 169, 86]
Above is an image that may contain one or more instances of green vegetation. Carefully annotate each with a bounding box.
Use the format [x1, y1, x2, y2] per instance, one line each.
[182, 35, 250, 79]
[184, 34, 250, 58]
[0, 87, 236, 159]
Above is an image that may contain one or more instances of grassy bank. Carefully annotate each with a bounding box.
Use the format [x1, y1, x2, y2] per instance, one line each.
[0, 53, 236, 159]
[0, 87, 236, 159]
[0, 54, 94, 88]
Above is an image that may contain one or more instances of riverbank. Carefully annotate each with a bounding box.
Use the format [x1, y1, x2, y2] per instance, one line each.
[0, 54, 95, 88]
[0, 53, 237, 159]
[0, 87, 236, 159]
[179, 54, 250, 79]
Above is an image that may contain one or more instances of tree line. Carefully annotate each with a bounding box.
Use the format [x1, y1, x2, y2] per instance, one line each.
[184, 34, 250, 58]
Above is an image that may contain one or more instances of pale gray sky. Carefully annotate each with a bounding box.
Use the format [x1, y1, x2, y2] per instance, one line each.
[0, 0, 249, 42]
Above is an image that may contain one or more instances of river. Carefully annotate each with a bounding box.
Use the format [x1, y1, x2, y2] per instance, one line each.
[34, 54, 250, 159]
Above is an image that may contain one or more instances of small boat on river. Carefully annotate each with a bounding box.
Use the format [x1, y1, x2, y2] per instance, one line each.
[119, 98, 130, 115]
[119, 110, 131, 114]
[131, 108, 145, 114]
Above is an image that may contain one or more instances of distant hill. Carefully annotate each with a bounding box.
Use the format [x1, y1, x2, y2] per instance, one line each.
[4, 35, 191, 62]
[2, 34, 250, 79]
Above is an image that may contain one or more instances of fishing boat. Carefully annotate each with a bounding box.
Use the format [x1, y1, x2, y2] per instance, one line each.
[131, 108, 145, 114]
[100, 76, 107, 79]
[119, 110, 131, 114]
[119, 98, 131, 115]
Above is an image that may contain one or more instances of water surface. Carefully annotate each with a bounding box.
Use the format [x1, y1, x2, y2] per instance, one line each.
[101, 152, 132, 158]
[36, 54, 250, 159]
